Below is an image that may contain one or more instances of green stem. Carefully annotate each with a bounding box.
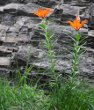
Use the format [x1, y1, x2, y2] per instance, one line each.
[39, 19, 59, 108]
[71, 32, 81, 83]
[40, 20, 55, 76]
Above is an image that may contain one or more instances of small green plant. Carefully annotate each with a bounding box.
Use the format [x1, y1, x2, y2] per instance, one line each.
[50, 82, 94, 110]
[0, 78, 50, 110]
[15, 46, 34, 87]
[0, 79, 16, 110]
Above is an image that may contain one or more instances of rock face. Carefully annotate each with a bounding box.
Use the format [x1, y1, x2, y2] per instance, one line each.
[0, 0, 94, 81]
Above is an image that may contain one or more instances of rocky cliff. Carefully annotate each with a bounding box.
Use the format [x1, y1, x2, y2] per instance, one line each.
[0, 0, 94, 82]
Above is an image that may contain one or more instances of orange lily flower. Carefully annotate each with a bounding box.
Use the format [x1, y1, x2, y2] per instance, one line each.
[67, 16, 88, 31]
[33, 8, 53, 19]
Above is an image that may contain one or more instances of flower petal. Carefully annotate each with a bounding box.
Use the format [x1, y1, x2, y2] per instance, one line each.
[81, 20, 88, 26]
[33, 8, 53, 19]
[67, 20, 76, 29]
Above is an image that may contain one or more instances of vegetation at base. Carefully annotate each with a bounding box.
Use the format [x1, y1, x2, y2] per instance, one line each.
[0, 77, 94, 110]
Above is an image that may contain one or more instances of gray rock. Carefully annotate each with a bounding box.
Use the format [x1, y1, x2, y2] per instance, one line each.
[88, 30, 94, 37]
[0, 3, 40, 15]
[0, 57, 11, 66]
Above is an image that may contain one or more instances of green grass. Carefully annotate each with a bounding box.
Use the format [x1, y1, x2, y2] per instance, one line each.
[0, 78, 94, 110]
[49, 81, 94, 110]
[0, 78, 50, 110]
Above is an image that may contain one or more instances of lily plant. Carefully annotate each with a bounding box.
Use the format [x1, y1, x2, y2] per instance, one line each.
[33, 7, 60, 107]
[67, 15, 88, 83]
[33, 8, 58, 82]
